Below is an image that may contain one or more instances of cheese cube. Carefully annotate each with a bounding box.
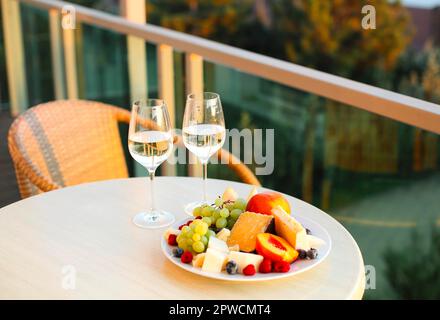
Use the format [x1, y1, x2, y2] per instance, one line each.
[163, 228, 180, 240]
[202, 249, 227, 273]
[208, 236, 229, 253]
[308, 235, 325, 249]
[295, 229, 310, 250]
[227, 251, 263, 273]
[216, 228, 231, 242]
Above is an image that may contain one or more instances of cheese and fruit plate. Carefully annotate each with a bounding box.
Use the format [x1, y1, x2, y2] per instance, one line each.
[161, 187, 331, 281]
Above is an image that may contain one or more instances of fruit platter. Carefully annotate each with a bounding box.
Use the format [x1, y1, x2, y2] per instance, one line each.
[161, 187, 331, 281]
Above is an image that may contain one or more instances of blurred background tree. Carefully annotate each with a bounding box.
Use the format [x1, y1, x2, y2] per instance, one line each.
[148, 0, 413, 84]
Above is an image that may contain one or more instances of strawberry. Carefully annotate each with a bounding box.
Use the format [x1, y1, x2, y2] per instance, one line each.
[181, 251, 193, 264]
[273, 261, 290, 273]
[243, 264, 256, 276]
[258, 259, 273, 273]
[167, 234, 177, 246]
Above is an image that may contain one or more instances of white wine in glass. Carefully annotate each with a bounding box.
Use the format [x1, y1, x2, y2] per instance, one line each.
[182, 92, 226, 215]
[128, 99, 175, 228]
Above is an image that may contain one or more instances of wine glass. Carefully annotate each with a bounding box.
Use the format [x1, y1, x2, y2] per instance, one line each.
[128, 99, 175, 228]
[182, 92, 226, 215]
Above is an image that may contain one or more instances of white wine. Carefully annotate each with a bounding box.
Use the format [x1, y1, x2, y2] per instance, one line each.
[128, 131, 173, 170]
[182, 124, 226, 162]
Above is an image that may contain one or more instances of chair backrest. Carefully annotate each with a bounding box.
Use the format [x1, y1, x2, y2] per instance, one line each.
[8, 100, 129, 198]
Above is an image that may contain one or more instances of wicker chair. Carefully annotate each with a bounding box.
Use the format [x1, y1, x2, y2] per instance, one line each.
[8, 100, 260, 199]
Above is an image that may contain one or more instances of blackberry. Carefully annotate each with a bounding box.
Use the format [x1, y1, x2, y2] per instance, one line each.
[307, 248, 318, 259]
[226, 260, 238, 274]
[298, 249, 307, 259]
[172, 248, 184, 258]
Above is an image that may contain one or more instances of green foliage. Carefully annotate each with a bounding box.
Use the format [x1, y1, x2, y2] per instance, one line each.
[384, 226, 440, 299]
[149, 0, 413, 83]
[392, 45, 440, 103]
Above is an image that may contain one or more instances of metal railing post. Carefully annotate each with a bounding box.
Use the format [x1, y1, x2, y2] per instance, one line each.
[49, 9, 67, 100]
[62, 27, 78, 99]
[120, 0, 148, 177]
[1, 0, 28, 115]
[185, 53, 204, 177]
[158, 44, 176, 176]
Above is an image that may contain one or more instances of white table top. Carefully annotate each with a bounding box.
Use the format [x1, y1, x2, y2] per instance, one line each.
[0, 177, 365, 299]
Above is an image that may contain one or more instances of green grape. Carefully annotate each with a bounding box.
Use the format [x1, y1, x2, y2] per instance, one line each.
[230, 209, 242, 220]
[201, 206, 213, 217]
[178, 239, 187, 250]
[186, 230, 194, 239]
[216, 217, 227, 229]
[186, 238, 194, 246]
[214, 197, 223, 207]
[227, 219, 235, 230]
[206, 229, 216, 239]
[201, 235, 208, 246]
[193, 206, 202, 217]
[192, 233, 201, 241]
[220, 208, 230, 218]
[213, 209, 221, 220]
[225, 203, 235, 211]
[192, 241, 205, 253]
[234, 198, 247, 210]
[195, 223, 208, 235]
[181, 226, 191, 234]
[202, 217, 212, 226]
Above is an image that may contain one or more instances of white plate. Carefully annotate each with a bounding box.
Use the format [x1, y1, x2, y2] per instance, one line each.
[161, 214, 332, 282]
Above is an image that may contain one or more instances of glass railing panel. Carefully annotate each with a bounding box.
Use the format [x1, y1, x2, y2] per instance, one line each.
[20, 4, 54, 106]
[204, 60, 440, 299]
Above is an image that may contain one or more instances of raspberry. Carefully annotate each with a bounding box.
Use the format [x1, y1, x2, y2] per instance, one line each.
[186, 220, 193, 226]
[273, 261, 290, 273]
[167, 234, 177, 246]
[178, 224, 186, 230]
[181, 251, 193, 264]
[195, 216, 203, 220]
[258, 259, 272, 273]
[243, 264, 256, 276]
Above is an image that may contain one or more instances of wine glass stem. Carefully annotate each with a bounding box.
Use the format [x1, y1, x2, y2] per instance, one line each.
[148, 170, 156, 216]
[202, 161, 208, 203]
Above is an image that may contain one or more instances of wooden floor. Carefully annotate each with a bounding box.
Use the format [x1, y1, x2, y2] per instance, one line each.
[0, 111, 20, 208]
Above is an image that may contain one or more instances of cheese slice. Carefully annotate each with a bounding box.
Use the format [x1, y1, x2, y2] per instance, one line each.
[208, 236, 229, 253]
[271, 206, 305, 248]
[227, 211, 273, 252]
[216, 228, 231, 242]
[192, 253, 206, 268]
[202, 248, 227, 273]
[228, 251, 264, 273]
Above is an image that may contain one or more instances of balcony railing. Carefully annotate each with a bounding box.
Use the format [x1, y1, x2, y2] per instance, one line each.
[1, 0, 439, 136]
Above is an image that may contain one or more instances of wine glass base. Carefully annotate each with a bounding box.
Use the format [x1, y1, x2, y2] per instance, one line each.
[184, 200, 209, 216]
[132, 211, 175, 229]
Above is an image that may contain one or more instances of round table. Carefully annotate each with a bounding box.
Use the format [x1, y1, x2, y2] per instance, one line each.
[0, 177, 365, 299]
